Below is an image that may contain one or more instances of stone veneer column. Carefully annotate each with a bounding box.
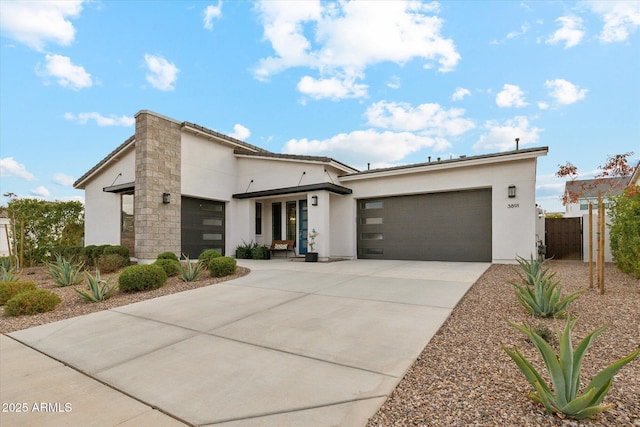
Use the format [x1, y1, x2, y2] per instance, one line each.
[134, 111, 181, 262]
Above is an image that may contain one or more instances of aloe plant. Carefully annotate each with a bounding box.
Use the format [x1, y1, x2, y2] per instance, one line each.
[503, 318, 640, 420]
[74, 269, 116, 302]
[177, 255, 203, 282]
[48, 254, 84, 287]
[510, 255, 582, 317]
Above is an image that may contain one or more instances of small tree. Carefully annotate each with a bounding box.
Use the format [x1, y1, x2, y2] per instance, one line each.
[608, 187, 640, 278]
[7, 199, 84, 266]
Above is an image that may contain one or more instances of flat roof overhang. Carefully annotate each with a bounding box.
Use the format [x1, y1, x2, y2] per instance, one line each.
[233, 182, 352, 199]
[103, 182, 135, 193]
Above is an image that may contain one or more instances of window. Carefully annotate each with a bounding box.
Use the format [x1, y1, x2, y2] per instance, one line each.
[360, 217, 383, 225]
[286, 201, 296, 242]
[272, 202, 282, 239]
[361, 201, 383, 209]
[255, 202, 262, 235]
[360, 233, 383, 240]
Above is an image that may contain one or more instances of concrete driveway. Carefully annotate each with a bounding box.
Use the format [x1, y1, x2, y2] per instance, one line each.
[2, 259, 489, 427]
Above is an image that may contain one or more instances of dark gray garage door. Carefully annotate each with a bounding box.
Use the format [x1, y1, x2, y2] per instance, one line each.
[357, 189, 492, 262]
[181, 196, 225, 258]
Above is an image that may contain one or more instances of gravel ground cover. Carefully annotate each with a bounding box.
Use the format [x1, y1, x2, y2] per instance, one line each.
[368, 261, 640, 427]
[0, 265, 249, 334]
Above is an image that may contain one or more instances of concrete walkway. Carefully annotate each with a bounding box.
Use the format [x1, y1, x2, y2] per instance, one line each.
[1, 259, 489, 427]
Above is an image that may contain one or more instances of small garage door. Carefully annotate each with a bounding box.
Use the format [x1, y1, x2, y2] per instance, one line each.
[357, 189, 492, 262]
[181, 196, 225, 258]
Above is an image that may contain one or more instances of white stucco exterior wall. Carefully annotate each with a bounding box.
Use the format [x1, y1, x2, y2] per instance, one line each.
[83, 146, 136, 246]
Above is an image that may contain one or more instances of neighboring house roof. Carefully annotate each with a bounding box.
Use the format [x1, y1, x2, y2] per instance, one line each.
[564, 176, 631, 200]
[340, 146, 548, 180]
[629, 161, 640, 188]
[233, 150, 358, 174]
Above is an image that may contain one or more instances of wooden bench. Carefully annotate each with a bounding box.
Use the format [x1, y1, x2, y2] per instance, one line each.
[270, 240, 295, 258]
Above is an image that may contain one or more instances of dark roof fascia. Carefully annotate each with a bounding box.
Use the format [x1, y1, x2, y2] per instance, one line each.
[102, 182, 135, 193]
[182, 122, 270, 153]
[339, 146, 549, 179]
[234, 150, 359, 174]
[74, 136, 135, 189]
[233, 182, 352, 199]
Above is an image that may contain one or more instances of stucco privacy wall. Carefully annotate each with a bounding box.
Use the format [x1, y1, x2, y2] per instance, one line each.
[339, 157, 539, 263]
[134, 111, 181, 261]
[83, 145, 135, 246]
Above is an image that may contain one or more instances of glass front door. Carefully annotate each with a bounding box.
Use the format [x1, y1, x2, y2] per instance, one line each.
[298, 199, 308, 254]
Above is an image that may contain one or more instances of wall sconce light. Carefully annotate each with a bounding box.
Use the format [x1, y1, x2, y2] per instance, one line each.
[508, 185, 516, 198]
[162, 192, 171, 204]
[311, 195, 318, 206]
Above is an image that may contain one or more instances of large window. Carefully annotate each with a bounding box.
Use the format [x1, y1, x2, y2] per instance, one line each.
[121, 193, 134, 256]
[255, 202, 262, 235]
[272, 202, 282, 239]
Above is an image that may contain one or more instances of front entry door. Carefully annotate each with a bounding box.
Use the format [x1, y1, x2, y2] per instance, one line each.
[299, 200, 308, 254]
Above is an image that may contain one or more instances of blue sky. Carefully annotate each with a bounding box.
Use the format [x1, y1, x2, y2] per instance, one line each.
[1, 0, 638, 213]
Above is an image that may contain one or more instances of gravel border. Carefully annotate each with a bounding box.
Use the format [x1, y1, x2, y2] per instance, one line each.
[0, 265, 250, 334]
[367, 261, 639, 426]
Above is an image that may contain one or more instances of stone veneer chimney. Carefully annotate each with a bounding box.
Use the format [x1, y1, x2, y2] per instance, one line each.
[134, 111, 181, 262]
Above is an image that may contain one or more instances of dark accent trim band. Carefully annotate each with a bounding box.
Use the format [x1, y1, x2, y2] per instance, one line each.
[103, 182, 135, 193]
[233, 182, 352, 199]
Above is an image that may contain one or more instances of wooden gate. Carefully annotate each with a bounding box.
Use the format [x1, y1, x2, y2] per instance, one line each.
[545, 217, 582, 260]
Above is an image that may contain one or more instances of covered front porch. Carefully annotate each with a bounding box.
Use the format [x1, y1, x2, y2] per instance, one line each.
[232, 183, 353, 261]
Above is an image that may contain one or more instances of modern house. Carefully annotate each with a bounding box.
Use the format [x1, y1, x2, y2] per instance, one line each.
[563, 177, 631, 218]
[74, 110, 548, 264]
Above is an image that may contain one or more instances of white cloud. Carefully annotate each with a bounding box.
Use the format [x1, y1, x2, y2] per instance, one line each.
[452, 87, 471, 101]
[144, 54, 179, 91]
[365, 101, 475, 137]
[39, 54, 92, 90]
[473, 116, 542, 152]
[496, 84, 528, 108]
[254, 0, 460, 99]
[538, 101, 550, 110]
[0, 157, 36, 180]
[297, 75, 368, 100]
[31, 186, 51, 198]
[229, 124, 251, 140]
[386, 76, 401, 89]
[545, 79, 587, 105]
[283, 129, 449, 169]
[0, 0, 84, 51]
[587, 1, 640, 43]
[203, 2, 222, 30]
[490, 23, 531, 44]
[53, 173, 75, 186]
[64, 112, 134, 127]
[546, 16, 585, 48]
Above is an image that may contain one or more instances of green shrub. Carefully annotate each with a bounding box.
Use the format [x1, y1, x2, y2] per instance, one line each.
[157, 251, 179, 261]
[0, 257, 10, 271]
[609, 189, 640, 278]
[509, 255, 582, 318]
[235, 241, 256, 259]
[51, 245, 83, 262]
[503, 318, 640, 420]
[154, 259, 181, 277]
[251, 245, 270, 260]
[198, 249, 222, 265]
[103, 245, 130, 258]
[177, 256, 203, 282]
[0, 281, 37, 305]
[118, 264, 167, 292]
[208, 257, 237, 278]
[82, 245, 100, 266]
[48, 254, 84, 287]
[4, 289, 61, 316]
[75, 270, 117, 302]
[97, 254, 129, 273]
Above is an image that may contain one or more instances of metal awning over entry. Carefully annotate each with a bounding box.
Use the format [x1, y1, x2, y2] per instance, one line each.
[357, 188, 492, 262]
[232, 182, 352, 199]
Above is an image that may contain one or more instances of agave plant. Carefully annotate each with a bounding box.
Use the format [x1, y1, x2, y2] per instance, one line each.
[177, 255, 203, 282]
[48, 254, 84, 287]
[1, 264, 21, 282]
[510, 255, 582, 317]
[503, 318, 640, 420]
[74, 269, 116, 302]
